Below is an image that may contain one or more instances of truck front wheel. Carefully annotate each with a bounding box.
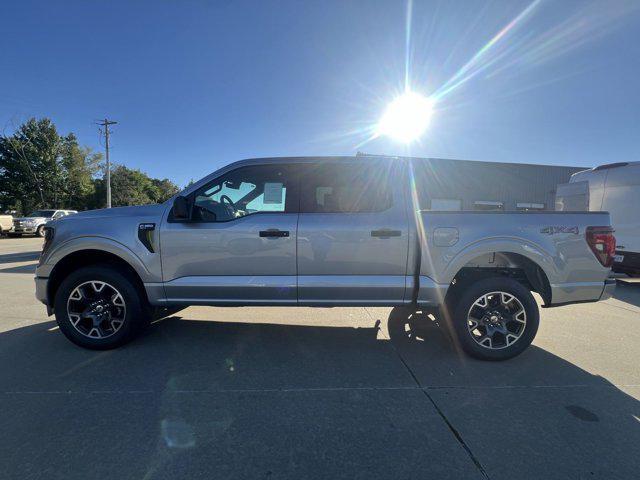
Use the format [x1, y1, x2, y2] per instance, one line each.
[448, 277, 539, 361]
[54, 265, 151, 350]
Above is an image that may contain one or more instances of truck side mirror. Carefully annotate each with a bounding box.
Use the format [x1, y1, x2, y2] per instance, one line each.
[172, 196, 191, 220]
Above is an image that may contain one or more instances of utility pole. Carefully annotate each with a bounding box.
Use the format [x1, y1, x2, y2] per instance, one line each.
[97, 118, 118, 208]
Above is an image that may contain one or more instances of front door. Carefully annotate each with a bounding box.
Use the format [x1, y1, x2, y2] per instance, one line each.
[160, 163, 299, 304]
[296, 160, 410, 305]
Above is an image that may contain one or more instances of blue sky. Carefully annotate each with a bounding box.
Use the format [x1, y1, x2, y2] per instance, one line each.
[2, 0, 639, 187]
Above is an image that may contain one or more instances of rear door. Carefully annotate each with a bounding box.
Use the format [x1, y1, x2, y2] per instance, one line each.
[161, 163, 299, 304]
[296, 160, 410, 305]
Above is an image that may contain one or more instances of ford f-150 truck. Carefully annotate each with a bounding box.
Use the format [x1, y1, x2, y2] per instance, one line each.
[35, 156, 616, 360]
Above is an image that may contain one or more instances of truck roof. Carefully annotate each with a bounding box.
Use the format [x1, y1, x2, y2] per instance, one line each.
[229, 154, 585, 170]
[583, 161, 640, 172]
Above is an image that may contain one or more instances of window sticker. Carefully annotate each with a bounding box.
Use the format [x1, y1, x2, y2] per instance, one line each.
[263, 182, 284, 204]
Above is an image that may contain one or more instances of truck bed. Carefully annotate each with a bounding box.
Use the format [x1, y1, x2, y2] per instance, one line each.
[415, 211, 613, 306]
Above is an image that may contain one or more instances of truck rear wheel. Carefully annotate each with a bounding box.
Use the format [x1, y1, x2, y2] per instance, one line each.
[448, 277, 539, 361]
[54, 265, 151, 350]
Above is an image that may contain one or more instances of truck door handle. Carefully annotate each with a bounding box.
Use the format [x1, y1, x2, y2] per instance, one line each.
[259, 229, 290, 238]
[371, 229, 401, 238]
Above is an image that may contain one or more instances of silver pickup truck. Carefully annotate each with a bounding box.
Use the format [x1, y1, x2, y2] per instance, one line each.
[35, 156, 616, 360]
[11, 209, 77, 237]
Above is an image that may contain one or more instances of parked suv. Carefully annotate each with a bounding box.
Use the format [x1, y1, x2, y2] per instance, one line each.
[11, 210, 77, 237]
[35, 157, 616, 360]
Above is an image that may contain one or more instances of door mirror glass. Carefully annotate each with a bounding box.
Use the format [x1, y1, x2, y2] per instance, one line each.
[172, 196, 191, 220]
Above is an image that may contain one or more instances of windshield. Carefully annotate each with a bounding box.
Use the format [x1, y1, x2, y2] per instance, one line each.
[27, 210, 56, 217]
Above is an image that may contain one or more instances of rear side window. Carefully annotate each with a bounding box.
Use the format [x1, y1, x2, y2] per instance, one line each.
[300, 163, 393, 213]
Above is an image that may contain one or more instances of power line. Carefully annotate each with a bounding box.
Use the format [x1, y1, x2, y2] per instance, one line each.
[96, 119, 118, 208]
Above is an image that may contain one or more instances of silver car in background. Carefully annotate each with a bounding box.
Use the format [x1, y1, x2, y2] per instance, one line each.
[11, 210, 77, 237]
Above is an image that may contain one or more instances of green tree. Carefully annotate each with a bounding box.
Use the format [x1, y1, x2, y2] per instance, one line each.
[91, 165, 179, 208]
[1, 118, 179, 213]
[150, 178, 180, 203]
[0, 118, 102, 214]
[60, 134, 103, 210]
[0, 118, 62, 213]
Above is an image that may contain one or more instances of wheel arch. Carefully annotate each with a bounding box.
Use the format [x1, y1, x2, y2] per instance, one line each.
[47, 249, 149, 308]
[447, 250, 552, 306]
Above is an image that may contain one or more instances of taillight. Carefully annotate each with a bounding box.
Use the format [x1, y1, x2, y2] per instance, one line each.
[586, 226, 616, 268]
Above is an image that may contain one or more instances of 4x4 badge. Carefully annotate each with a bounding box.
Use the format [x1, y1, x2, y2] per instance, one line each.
[540, 226, 579, 235]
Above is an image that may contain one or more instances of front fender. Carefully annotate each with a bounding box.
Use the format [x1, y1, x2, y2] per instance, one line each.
[38, 236, 156, 282]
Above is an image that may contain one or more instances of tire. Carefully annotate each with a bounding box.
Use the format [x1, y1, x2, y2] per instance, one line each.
[448, 277, 539, 361]
[54, 265, 151, 350]
[36, 225, 45, 237]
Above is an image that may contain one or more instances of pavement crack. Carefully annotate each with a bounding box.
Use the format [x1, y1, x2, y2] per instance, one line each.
[390, 341, 491, 480]
[419, 389, 490, 480]
[5, 383, 638, 395]
[604, 302, 640, 315]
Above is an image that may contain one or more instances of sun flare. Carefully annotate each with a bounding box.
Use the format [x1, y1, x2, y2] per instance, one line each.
[377, 91, 434, 143]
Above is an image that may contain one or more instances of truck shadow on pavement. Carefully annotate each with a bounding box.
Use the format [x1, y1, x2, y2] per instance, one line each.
[1, 310, 639, 479]
[0, 250, 40, 264]
[612, 281, 640, 308]
[0, 250, 40, 273]
[0, 262, 37, 274]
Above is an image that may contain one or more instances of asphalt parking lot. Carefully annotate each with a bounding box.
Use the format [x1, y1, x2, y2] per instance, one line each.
[1, 237, 639, 480]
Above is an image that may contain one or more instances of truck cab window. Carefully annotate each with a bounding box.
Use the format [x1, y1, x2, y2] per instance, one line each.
[301, 163, 392, 213]
[192, 165, 296, 222]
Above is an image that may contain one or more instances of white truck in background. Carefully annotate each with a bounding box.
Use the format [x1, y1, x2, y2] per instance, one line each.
[556, 161, 640, 276]
[0, 214, 13, 235]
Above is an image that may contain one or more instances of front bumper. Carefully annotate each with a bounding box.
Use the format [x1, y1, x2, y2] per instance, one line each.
[35, 276, 49, 306]
[13, 227, 37, 234]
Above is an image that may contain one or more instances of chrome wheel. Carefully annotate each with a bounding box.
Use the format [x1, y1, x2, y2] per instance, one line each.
[66, 281, 126, 339]
[467, 291, 526, 350]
